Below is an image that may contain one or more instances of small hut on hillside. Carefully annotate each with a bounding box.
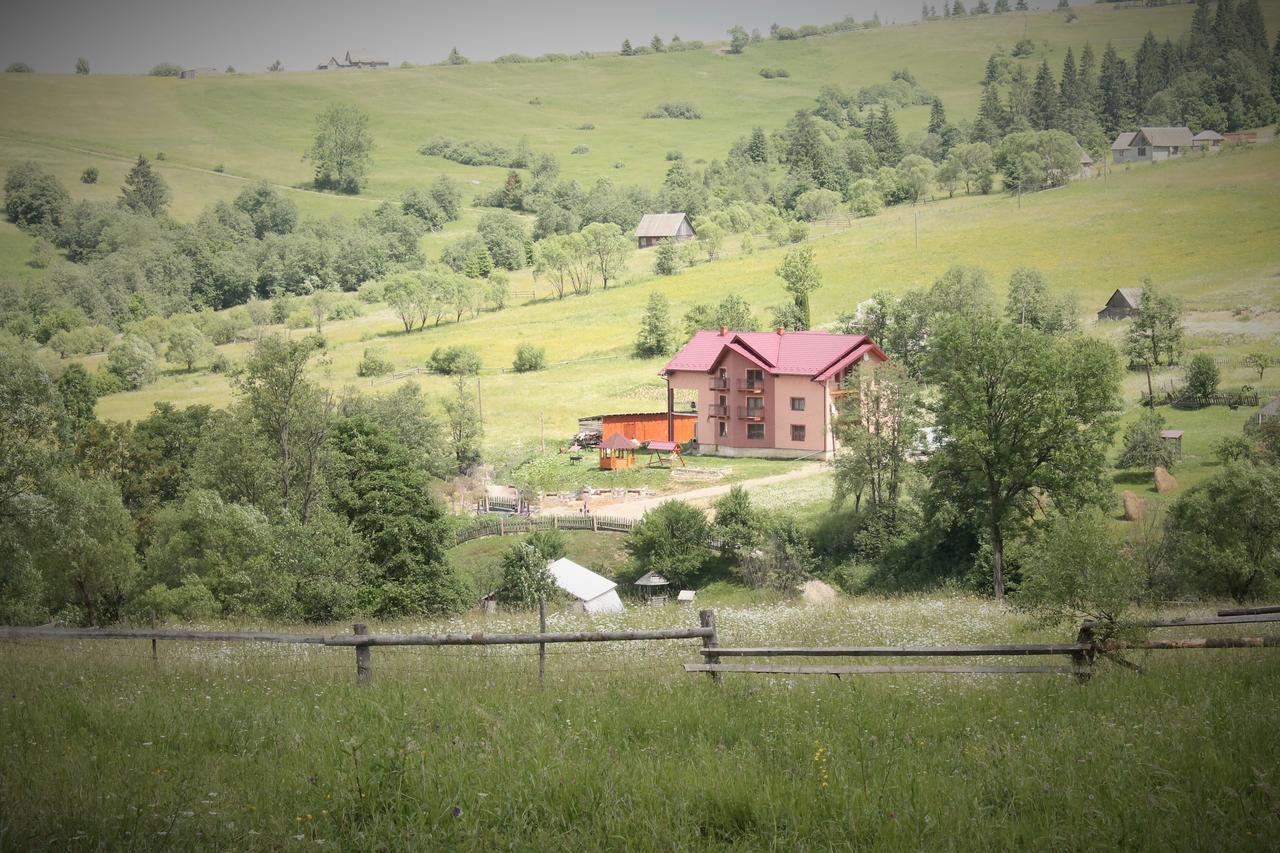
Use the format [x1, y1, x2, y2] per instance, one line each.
[1097, 288, 1143, 321]
[634, 571, 670, 605]
[548, 557, 624, 614]
[1193, 130, 1224, 151]
[634, 213, 695, 248]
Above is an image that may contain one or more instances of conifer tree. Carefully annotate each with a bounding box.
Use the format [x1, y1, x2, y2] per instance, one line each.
[983, 54, 1000, 85]
[1016, 0, 1028, 9]
[1189, 0, 1217, 64]
[1213, 0, 1241, 57]
[119, 155, 171, 216]
[1031, 60, 1059, 130]
[1272, 32, 1280, 103]
[928, 99, 947, 135]
[1059, 46, 1079, 110]
[621, 39, 633, 56]
[1237, 0, 1270, 64]
[870, 103, 904, 164]
[973, 84, 1007, 143]
[1078, 43, 1100, 114]
[746, 126, 769, 164]
[1098, 43, 1136, 137]
[994, 0, 1009, 12]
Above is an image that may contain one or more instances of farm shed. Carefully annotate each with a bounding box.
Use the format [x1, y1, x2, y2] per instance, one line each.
[548, 558, 624, 614]
[634, 213, 695, 248]
[578, 412, 696, 444]
[1193, 130, 1224, 150]
[1097, 288, 1143, 321]
[1111, 127, 1194, 163]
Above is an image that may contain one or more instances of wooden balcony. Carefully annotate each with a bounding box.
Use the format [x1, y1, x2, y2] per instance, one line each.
[737, 406, 766, 420]
[708, 376, 729, 391]
[707, 404, 730, 418]
[736, 378, 765, 392]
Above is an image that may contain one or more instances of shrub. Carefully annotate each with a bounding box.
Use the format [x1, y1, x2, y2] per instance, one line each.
[357, 281, 384, 303]
[571, 145, 589, 155]
[1166, 464, 1280, 602]
[357, 347, 394, 377]
[759, 67, 790, 79]
[665, 150, 683, 161]
[643, 101, 703, 120]
[5, 63, 35, 74]
[213, 164, 225, 173]
[741, 515, 816, 591]
[613, 161, 625, 169]
[1015, 511, 1146, 633]
[625, 501, 711, 587]
[577, 123, 595, 130]
[80, 167, 98, 184]
[429, 345, 482, 375]
[327, 300, 362, 321]
[496, 543, 557, 609]
[154, 152, 167, 161]
[418, 136, 530, 168]
[787, 221, 810, 243]
[1012, 38, 1035, 58]
[1185, 353, 1220, 398]
[106, 335, 158, 389]
[513, 343, 547, 373]
[210, 352, 231, 373]
[1116, 409, 1176, 471]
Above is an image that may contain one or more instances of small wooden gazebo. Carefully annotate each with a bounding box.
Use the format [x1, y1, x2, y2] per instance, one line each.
[1160, 429, 1184, 459]
[634, 571, 670, 605]
[599, 432, 639, 471]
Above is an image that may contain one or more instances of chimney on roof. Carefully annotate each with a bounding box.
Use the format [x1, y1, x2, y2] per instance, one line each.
[776, 327, 785, 336]
[719, 325, 728, 336]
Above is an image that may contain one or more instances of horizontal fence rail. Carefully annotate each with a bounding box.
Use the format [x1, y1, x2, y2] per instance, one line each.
[685, 608, 1280, 681]
[455, 513, 636, 545]
[0, 613, 720, 686]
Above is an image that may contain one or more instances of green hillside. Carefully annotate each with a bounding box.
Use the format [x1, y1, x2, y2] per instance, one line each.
[91, 143, 1280, 454]
[1, 1, 1259, 224]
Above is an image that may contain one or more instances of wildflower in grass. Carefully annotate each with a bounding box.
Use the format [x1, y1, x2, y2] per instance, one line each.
[451, 805, 462, 817]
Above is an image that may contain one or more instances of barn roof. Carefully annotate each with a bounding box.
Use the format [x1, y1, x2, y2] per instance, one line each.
[1112, 132, 1138, 150]
[1136, 126, 1194, 148]
[634, 571, 670, 587]
[634, 213, 693, 238]
[1193, 130, 1224, 141]
[662, 329, 887, 378]
[1117, 287, 1143, 306]
[548, 557, 618, 603]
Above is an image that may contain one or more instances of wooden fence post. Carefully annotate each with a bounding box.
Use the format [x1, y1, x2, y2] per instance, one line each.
[700, 609, 721, 683]
[592, 515, 598, 532]
[151, 638, 157, 662]
[354, 623, 371, 685]
[538, 600, 547, 687]
[1072, 619, 1095, 684]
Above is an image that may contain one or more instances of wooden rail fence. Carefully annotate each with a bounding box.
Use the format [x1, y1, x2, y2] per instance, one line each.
[0, 612, 718, 686]
[684, 609, 1280, 681]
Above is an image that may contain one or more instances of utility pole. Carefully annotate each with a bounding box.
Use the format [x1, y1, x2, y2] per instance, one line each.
[914, 211, 919, 250]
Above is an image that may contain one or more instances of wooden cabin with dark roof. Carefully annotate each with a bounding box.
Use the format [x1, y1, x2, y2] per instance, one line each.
[634, 213, 695, 248]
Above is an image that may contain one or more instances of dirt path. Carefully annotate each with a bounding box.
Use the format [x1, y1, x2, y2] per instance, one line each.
[541, 463, 827, 521]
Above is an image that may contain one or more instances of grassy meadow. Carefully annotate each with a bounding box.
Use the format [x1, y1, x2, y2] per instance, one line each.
[2, 597, 1278, 850]
[1, 1, 1252, 222]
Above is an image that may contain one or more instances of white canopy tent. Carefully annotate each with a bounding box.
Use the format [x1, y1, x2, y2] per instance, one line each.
[547, 558, 625, 615]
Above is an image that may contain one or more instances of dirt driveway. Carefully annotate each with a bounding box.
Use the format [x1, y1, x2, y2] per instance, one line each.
[541, 463, 826, 521]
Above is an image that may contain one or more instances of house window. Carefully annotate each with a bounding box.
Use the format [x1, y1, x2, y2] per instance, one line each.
[746, 368, 763, 389]
[790, 397, 806, 412]
[791, 424, 806, 441]
[1138, 147, 1147, 157]
[746, 397, 764, 413]
[718, 420, 727, 438]
[747, 423, 765, 440]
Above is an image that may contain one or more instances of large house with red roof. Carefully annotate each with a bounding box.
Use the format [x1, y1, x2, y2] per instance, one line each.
[660, 327, 888, 459]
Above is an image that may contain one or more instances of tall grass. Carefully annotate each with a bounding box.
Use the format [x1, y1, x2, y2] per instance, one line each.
[2, 597, 1278, 849]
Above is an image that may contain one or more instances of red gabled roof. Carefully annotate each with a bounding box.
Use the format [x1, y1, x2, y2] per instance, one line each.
[661, 330, 887, 379]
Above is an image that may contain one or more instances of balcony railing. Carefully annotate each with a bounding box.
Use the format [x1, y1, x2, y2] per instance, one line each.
[707, 404, 730, 418]
[736, 378, 765, 392]
[737, 406, 766, 420]
[708, 377, 729, 391]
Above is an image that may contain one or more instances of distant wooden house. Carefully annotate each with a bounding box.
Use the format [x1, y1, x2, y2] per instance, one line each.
[1193, 130, 1224, 151]
[179, 67, 218, 79]
[1110, 127, 1194, 163]
[1097, 288, 1143, 321]
[1222, 131, 1258, 146]
[634, 213, 695, 249]
[317, 51, 389, 70]
[578, 411, 697, 444]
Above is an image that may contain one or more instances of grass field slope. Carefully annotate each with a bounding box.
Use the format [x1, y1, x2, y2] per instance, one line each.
[3, 1, 1268, 222]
